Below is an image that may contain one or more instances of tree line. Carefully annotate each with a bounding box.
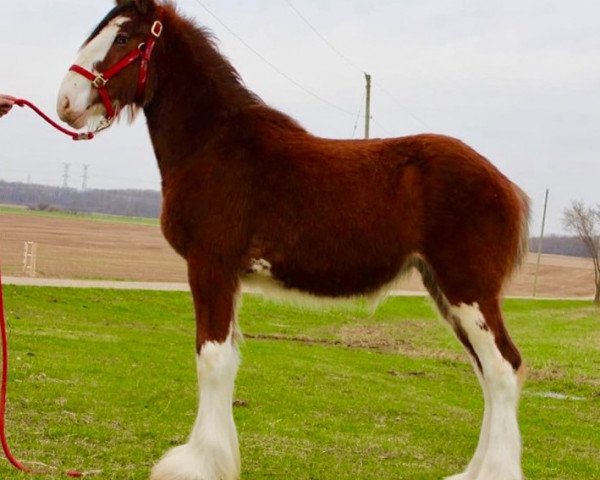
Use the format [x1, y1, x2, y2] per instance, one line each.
[0, 180, 160, 218]
[530, 235, 592, 258]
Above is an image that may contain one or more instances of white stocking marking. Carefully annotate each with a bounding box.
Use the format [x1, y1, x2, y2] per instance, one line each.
[151, 333, 241, 480]
[448, 303, 523, 480]
[446, 370, 491, 480]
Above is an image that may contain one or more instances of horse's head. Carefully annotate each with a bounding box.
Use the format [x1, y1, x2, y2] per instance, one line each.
[57, 0, 162, 131]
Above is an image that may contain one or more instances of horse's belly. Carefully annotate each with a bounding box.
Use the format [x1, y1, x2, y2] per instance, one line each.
[241, 254, 406, 299]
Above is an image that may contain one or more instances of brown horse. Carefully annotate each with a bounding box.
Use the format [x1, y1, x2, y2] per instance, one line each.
[57, 1, 529, 479]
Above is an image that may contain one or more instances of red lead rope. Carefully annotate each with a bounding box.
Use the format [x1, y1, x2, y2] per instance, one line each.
[2, 101, 91, 473]
[0, 267, 30, 473]
[2, 99, 92, 476]
[0, 269, 83, 477]
[13, 99, 95, 141]
[1, 13, 165, 476]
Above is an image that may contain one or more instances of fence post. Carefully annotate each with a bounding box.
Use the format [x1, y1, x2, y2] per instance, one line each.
[22, 242, 37, 277]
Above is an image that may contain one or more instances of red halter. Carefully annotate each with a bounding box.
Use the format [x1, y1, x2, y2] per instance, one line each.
[69, 10, 164, 124]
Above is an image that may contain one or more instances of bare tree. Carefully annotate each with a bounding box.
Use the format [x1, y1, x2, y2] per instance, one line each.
[563, 201, 600, 305]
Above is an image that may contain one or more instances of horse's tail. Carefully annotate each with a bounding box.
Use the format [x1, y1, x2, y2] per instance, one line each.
[512, 184, 531, 274]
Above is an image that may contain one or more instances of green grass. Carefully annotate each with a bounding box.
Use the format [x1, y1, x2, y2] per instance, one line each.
[0, 204, 158, 225]
[0, 287, 598, 479]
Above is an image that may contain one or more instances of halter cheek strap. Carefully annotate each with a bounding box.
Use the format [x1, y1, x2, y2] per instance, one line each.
[69, 10, 164, 123]
[137, 19, 164, 99]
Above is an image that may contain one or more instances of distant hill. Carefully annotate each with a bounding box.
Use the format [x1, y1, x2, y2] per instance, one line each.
[0, 180, 160, 218]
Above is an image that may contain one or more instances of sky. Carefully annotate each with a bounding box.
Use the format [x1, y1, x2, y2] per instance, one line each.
[1, 0, 599, 234]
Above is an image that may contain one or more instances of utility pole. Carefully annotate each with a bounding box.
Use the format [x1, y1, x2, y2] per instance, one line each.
[364, 73, 371, 139]
[62, 163, 70, 189]
[532, 188, 549, 297]
[82, 164, 89, 191]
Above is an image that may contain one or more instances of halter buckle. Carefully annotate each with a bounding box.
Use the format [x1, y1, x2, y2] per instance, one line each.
[151, 21, 163, 38]
[92, 74, 108, 88]
[74, 132, 94, 141]
[94, 117, 114, 133]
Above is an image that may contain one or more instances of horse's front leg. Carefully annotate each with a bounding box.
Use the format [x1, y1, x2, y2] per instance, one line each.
[151, 258, 241, 480]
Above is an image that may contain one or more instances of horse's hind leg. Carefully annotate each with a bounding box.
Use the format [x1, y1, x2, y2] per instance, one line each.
[416, 260, 524, 480]
[151, 256, 241, 480]
[447, 300, 524, 480]
[446, 361, 492, 480]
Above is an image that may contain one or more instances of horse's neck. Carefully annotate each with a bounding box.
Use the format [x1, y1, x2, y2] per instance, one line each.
[143, 25, 256, 178]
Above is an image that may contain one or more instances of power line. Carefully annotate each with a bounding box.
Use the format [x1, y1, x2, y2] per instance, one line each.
[282, 0, 431, 130]
[192, 0, 358, 118]
[191, 1, 402, 137]
[61, 163, 70, 189]
[2, 167, 158, 190]
[82, 164, 89, 192]
[371, 118, 394, 137]
[351, 91, 365, 138]
[372, 80, 430, 130]
[283, 0, 364, 74]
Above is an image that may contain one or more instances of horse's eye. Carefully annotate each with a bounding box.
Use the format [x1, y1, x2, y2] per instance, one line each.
[115, 33, 129, 45]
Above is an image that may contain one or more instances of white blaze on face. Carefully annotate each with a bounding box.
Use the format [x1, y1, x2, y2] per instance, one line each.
[57, 16, 130, 128]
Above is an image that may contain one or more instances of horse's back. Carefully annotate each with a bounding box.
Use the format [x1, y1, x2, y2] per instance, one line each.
[244, 132, 526, 297]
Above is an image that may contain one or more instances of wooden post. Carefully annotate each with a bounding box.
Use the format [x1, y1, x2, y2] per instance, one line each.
[532, 189, 549, 297]
[364, 73, 371, 139]
[22, 242, 37, 277]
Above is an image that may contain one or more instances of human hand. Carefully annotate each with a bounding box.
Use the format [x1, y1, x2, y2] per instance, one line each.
[0, 95, 16, 118]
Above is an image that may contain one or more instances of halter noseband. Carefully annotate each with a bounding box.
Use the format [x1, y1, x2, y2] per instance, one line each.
[69, 10, 164, 131]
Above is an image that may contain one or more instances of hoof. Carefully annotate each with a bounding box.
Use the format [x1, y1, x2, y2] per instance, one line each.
[150, 443, 240, 480]
[474, 473, 522, 480]
[445, 473, 477, 480]
[474, 466, 523, 480]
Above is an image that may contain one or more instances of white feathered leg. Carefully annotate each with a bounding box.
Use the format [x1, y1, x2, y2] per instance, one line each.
[151, 335, 240, 480]
[446, 303, 523, 480]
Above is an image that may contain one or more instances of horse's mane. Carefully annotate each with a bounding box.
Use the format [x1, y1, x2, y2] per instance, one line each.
[161, 1, 307, 135]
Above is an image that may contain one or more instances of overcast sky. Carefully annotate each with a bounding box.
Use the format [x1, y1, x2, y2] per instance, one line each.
[1, 0, 599, 234]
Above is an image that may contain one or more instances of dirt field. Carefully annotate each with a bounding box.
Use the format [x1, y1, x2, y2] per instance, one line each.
[0, 212, 186, 282]
[0, 212, 596, 298]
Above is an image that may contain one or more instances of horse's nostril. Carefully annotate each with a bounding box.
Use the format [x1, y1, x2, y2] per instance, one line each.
[61, 96, 70, 111]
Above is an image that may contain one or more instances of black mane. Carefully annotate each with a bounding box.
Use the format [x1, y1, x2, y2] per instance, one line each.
[84, 2, 135, 46]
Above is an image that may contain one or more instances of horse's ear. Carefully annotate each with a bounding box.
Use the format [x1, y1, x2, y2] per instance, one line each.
[133, 0, 156, 14]
[114, 0, 156, 15]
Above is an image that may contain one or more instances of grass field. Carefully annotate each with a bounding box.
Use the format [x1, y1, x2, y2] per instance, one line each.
[0, 205, 159, 226]
[0, 287, 597, 479]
